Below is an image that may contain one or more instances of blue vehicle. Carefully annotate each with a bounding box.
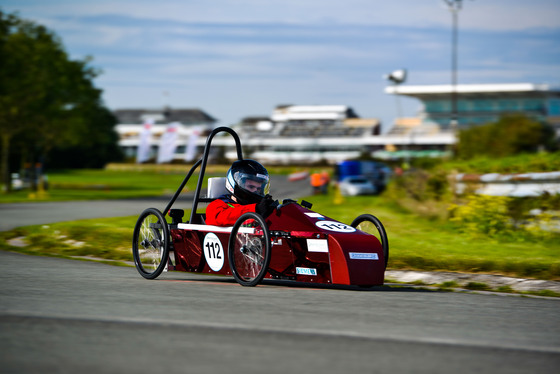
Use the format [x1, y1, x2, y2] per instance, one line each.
[335, 161, 391, 192]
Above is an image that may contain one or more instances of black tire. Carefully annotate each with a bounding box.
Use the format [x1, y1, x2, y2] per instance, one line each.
[228, 212, 271, 286]
[351, 214, 389, 269]
[132, 208, 170, 279]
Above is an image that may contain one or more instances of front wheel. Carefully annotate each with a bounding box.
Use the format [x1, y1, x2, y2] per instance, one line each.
[351, 214, 389, 269]
[132, 208, 170, 279]
[228, 212, 271, 286]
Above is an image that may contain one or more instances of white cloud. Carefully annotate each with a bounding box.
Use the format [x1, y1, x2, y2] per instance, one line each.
[5, 0, 560, 30]
[2, 0, 559, 128]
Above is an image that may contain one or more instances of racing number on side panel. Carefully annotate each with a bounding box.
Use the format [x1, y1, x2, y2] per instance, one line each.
[203, 233, 225, 271]
[315, 220, 356, 233]
[205, 241, 222, 260]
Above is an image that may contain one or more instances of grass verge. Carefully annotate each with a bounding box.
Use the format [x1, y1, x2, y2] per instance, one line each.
[0, 164, 309, 203]
[1, 194, 559, 282]
[0, 167, 226, 203]
[0, 216, 137, 263]
[386, 280, 560, 298]
[309, 194, 560, 280]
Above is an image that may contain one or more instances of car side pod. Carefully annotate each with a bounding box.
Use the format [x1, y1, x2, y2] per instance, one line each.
[266, 202, 387, 287]
[327, 233, 386, 287]
[351, 214, 389, 269]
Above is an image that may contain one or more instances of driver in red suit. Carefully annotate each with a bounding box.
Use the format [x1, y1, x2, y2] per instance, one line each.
[206, 159, 277, 226]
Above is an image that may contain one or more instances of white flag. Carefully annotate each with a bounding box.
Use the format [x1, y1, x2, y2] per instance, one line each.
[184, 126, 202, 162]
[157, 122, 180, 163]
[136, 119, 153, 163]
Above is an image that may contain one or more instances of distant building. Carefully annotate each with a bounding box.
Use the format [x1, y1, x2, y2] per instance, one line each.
[385, 83, 560, 134]
[271, 105, 359, 124]
[233, 104, 452, 164]
[113, 104, 455, 164]
[234, 105, 379, 164]
[114, 107, 217, 160]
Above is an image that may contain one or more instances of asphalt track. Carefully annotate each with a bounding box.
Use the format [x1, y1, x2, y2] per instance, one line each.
[1, 251, 559, 373]
[1, 176, 560, 372]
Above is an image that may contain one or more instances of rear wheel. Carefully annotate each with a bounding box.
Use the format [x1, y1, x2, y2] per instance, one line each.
[132, 208, 170, 279]
[351, 214, 389, 269]
[228, 212, 271, 286]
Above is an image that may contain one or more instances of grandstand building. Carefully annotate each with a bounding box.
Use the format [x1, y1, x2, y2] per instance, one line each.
[114, 84, 559, 164]
[385, 83, 560, 132]
[228, 105, 453, 163]
[113, 104, 455, 164]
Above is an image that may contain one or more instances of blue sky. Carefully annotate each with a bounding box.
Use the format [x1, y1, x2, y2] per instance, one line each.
[2, 0, 560, 131]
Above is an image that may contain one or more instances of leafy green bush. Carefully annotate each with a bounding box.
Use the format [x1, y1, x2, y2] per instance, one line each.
[448, 195, 514, 238]
[386, 168, 450, 202]
[448, 194, 560, 242]
[456, 114, 557, 159]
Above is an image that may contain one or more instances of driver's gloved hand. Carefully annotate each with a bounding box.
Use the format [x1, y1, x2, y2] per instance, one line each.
[256, 194, 278, 218]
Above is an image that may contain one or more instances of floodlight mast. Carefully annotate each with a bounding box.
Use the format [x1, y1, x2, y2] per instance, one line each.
[443, 0, 463, 132]
[384, 69, 408, 161]
[384, 69, 407, 122]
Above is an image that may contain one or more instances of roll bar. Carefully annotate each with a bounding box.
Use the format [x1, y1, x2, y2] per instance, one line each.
[163, 127, 243, 223]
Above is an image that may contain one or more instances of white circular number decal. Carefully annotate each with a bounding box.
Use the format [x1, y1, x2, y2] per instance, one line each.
[315, 221, 356, 233]
[203, 233, 224, 271]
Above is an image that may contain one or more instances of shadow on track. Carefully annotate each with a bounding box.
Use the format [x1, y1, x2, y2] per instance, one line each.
[156, 272, 439, 293]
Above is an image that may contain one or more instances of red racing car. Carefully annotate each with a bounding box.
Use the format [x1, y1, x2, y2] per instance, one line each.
[132, 127, 388, 287]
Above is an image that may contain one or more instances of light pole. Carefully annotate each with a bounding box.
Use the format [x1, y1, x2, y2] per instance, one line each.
[443, 0, 463, 132]
[384, 69, 407, 123]
[384, 69, 408, 160]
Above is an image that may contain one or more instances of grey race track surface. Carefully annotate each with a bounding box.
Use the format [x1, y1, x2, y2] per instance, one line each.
[1, 251, 559, 374]
[2, 175, 560, 372]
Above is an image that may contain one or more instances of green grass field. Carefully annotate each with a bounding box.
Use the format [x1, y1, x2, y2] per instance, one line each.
[1, 165, 559, 283]
[0, 164, 307, 203]
[1, 167, 223, 203]
[310, 194, 560, 280]
[1, 193, 558, 281]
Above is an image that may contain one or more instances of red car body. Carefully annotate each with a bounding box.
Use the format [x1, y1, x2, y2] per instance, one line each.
[169, 202, 385, 286]
[132, 127, 388, 287]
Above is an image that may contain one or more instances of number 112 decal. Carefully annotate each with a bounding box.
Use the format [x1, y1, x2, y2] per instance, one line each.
[315, 221, 356, 233]
[203, 233, 224, 271]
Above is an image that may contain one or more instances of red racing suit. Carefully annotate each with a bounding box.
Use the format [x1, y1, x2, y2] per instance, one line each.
[205, 195, 257, 226]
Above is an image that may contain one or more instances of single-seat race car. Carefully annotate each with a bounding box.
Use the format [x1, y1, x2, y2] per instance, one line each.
[132, 127, 389, 287]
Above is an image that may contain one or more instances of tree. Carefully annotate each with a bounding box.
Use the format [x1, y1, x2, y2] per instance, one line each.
[0, 11, 25, 191]
[0, 10, 122, 191]
[47, 105, 123, 168]
[455, 114, 555, 159]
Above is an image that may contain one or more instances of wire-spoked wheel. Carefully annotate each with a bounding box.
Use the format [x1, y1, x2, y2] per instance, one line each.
[351, 214, 389, 269]
[228, 212, 271, 286]
[132, 208, 170, 279]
